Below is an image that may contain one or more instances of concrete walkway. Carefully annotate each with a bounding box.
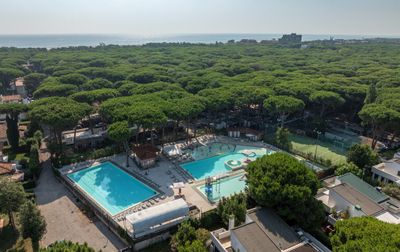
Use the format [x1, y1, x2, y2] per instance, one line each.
[35, 154, 126, 251]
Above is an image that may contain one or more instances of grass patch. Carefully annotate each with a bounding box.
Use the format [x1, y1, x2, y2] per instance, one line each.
[380, 148, 400, 160]
[289, 134, 347, 165]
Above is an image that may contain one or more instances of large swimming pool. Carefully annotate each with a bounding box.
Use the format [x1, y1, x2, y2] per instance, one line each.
[67, 162, 158, 216]
[181, 143, 273, 180]
[197, 174, 247, 203]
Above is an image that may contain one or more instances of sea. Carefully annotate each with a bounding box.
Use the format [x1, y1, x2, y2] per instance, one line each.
[0, 34, 397, 49]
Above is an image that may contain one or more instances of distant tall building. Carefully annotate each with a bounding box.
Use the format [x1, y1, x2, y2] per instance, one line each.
[279, 33, 302, 44]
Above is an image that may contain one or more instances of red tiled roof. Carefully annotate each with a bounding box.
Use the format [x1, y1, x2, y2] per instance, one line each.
[1, 95, 22, 103]
[0, 124, 6, 140]
[132, 144, 160, 160]
[0, 163, 15, 175]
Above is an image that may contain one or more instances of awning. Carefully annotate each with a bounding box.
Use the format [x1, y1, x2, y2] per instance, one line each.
[173, 182, 185, 189]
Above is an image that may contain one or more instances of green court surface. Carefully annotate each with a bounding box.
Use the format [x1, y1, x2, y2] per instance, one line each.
[289, 134, 347, 165]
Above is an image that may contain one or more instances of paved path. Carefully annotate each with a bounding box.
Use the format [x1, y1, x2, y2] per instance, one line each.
[35, 153, 126, 252]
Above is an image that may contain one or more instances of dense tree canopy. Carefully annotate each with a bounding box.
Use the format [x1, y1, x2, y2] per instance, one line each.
[330, 217, 400, 252]
[23, 72, 47, 93]
[264, 95, 305, 126]
[29, 97, 92, 157]
[69, 88, 120, 104]
[309, 91, 345, 117]
[358, 103, 400, 149]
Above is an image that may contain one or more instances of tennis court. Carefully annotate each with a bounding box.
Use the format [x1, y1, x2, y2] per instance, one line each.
[289, 134, 347, 165]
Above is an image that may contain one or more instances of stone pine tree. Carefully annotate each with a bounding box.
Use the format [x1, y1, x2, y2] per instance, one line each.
[264, 95, 305, 127]
[364, 83, 377, 104]
[107, 120, 132, 166]
[0, 103, 27, 151]
[274, 127, 292, 151]
[0, 178, 26, 229]
[19, 200, 47, 242]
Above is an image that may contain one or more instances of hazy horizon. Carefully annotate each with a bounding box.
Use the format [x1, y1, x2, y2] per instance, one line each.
[1, 33, 398, 49]
[1, 0, 400, 36]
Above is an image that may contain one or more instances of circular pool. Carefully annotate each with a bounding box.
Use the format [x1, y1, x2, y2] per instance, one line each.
[225, 159, 243, 170]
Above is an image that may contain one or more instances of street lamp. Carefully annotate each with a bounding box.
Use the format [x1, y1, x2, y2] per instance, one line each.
[314, 129, 322, 161]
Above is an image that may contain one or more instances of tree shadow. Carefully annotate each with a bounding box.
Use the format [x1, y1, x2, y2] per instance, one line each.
[0, 221, 20, 252]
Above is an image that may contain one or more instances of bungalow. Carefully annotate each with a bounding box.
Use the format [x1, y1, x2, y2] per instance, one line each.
[62, 127, 107, 149]
[131, 144, 161, 169]
[211, 208, 331, 252]
[0, 94, 22, 104]
[371, 158, 400, 186]
[227, 128, 263, 141]
[9, 78, 27, 97]
[316, 173, 399, 225]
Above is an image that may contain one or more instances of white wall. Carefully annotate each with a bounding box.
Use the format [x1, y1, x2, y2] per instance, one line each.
[230, 231, 247, 252]
[328, 189, 365, 218]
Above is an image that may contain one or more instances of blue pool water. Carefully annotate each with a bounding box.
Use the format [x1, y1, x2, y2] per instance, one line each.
[198, 174, 247, 202]
[67, 162, 158, 215]
[181, 144, 273, 180]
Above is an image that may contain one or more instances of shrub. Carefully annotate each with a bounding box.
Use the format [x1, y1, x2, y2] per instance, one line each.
[216, 193, 247, 227]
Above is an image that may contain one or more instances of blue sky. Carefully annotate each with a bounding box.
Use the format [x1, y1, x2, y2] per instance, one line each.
[2, 0, 399, 36]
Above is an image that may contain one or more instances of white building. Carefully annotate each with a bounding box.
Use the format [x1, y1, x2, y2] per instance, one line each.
[62, 127, 107, 149]
[371, 159, 400, 186]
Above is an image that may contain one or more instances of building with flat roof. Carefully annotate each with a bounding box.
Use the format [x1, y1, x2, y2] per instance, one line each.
[211, 208, 330, 252]
[279, 33, 302, 44]
[371, 159, 400, 186]
[62, 127, 107, 149]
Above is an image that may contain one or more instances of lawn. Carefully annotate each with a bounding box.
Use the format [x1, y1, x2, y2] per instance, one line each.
[0, 215, 35, 252]
[289, 134, 347, 165]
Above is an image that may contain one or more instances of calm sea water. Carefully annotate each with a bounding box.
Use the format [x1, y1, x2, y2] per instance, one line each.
[0, 33, 393, 48]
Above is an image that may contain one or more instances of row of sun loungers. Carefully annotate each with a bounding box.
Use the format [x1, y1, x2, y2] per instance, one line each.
[113, 195, 167, 222]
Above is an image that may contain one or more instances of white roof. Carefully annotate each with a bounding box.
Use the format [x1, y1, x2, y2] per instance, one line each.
[376, 211, 400, 224]
[163, 145, 182, 156]
[373, 159, 400, 181]
[126, 198, 189, 234]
